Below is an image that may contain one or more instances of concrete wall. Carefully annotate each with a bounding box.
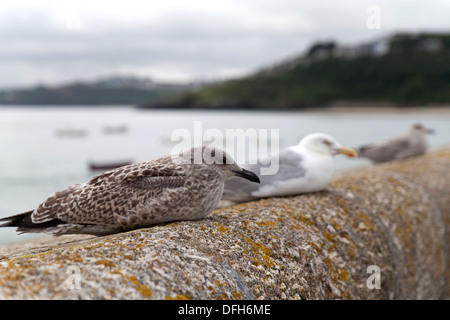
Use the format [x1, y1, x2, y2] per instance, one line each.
[0, 148, 449, 299]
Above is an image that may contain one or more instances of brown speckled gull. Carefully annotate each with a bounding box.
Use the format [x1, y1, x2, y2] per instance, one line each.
[0, 145, 260, 236]
[355, 123, 434, 163]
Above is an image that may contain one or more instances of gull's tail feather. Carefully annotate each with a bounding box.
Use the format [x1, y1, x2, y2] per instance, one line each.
[0, 210, 122, 236]
[0, 210, 65, 234]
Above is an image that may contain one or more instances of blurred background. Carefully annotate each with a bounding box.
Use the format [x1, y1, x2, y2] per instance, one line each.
[1, 0, 450, 244]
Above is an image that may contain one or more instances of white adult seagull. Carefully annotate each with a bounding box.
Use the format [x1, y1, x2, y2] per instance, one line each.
[222, 133, 357, 203]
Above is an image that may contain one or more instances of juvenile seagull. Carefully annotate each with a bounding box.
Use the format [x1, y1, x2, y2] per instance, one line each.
[0, 145, 260, 235]
[222, 133, 357, 203]
[356, 123, 434, 163]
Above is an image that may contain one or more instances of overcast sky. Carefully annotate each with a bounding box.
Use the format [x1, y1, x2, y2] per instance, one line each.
[1, 0, 449, 88]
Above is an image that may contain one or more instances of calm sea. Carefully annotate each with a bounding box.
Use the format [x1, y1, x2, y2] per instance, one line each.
[1, 106, 449, 245]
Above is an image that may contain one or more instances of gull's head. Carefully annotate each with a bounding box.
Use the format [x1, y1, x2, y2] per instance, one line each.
[174, 145, 260, 183]
[299, 133, 358, 158]
[410, 123, 434, 135]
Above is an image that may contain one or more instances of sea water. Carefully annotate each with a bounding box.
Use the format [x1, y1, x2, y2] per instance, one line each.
[1, 106, 449, 245]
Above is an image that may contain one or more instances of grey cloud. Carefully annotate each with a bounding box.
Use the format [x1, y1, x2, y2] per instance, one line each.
[0, 0, 449, 87]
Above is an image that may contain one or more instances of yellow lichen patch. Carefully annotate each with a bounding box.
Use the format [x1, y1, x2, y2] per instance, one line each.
[328, 218, 343, 231]
[346, 245, 356, 258]
[111, 268, 122, 274]
[214, 279, 227, 287]
[137, 284, 153, 298]
[256, 220, 278, 228]
[216, 224, 230, 234]
[338, 269, 349, 281]
[323, 231, 335, 243]
[308, 241, 322, 254]
[122, 275, 153, 299]
[165, 294, 191, 300]
[232, 291, 245, 299]
[293, 213, 315, 227]
[245, 237, 275, 268]
[245, 237, 271, 256]
[95, 259, 116, 268]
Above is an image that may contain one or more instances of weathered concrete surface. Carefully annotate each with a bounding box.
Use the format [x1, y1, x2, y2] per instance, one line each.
[0, 148, 449, 300]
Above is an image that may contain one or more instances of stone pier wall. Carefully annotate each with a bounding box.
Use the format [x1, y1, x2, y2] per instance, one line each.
[0, 148, 449, 299]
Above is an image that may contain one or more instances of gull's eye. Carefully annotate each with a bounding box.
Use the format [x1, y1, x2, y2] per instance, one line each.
[222, 154, 227, 164]
[323, 140, 332, 146]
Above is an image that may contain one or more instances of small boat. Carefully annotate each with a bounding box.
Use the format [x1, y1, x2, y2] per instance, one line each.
[89, 160, 133, 171]
[102, 125, 128, 135]
[55, 128, 87, 138]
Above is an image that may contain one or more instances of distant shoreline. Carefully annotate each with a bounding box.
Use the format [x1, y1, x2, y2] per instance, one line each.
[301, 105, 450, 114]
[1, 104, 450, 114]
[139, 104, 450, 115]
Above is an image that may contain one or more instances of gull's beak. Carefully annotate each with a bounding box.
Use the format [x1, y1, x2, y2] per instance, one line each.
[232, 168, 260, 183]
[336, 146, 358, 158]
